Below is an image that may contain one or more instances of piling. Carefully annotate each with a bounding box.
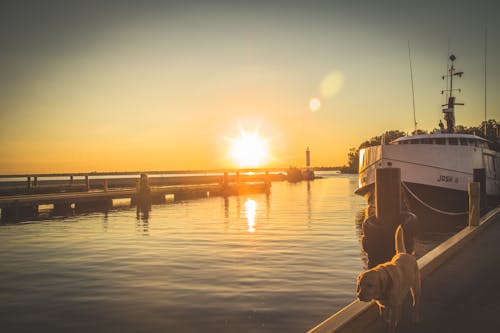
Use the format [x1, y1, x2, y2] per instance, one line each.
[362, 168, 418, 267]
[468, 182, 480, 227]
[27, 176, 32, 191]
[473, 168, 486, 213]
[70, 175, 74, 185]
[265, 171, 272, 190]
[103, 179, 108, 192]
[375, 168, 401, 227]
[34, 176, 38, 187]
[85, 175, 90, 191]
[136, 173, 152, 211]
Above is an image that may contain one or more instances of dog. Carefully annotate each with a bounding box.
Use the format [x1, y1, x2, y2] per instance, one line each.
[356, 225, 421, 333]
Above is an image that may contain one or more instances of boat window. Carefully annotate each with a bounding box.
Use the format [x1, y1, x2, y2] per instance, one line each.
[410, 139, 419, 144]
[421, 138, 433, 144]
[459, 138, 468, 146]
[448, 138, 458, 145]
[435, 138, 445, 145]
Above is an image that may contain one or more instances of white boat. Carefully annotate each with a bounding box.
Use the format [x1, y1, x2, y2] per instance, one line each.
[355, 55, 500, 226]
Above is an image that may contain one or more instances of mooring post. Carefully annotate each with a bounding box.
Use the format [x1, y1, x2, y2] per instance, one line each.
[468, 182, 480, 227]
[34, 176, 38, 187]
[473, 168, 486, 213]
[70, 175, 74, 186]
[27, 176, 32, 191]
[103, 179, 108, 192]
[361, 168, 417, 267]
[85, 175, 90, 191]
[137, 173, 151, 209]
[375, 168, 401, 227]
[265, 171, 271, 189]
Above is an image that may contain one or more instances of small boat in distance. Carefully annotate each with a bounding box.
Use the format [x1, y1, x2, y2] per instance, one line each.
[355, 54, 500, 227]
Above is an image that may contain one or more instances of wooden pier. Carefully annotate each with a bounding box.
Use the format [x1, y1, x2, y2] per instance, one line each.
[308, 180, 498, 333]
[0, 174, 271, 220]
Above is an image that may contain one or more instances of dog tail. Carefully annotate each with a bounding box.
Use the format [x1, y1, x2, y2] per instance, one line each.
[395, 224, 407, 254]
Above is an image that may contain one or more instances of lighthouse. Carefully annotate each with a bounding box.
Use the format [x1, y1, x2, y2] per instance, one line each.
[306, 147, 311, 169]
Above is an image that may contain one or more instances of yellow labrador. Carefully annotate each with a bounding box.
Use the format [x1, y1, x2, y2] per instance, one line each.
[356, 225, 421, 333]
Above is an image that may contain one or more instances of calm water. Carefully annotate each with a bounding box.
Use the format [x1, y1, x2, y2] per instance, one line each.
[0, 173, 445, 332]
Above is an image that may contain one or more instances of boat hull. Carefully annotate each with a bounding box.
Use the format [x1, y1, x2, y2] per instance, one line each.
[356, 182, 468, 230]
[356, 138, 500, 229]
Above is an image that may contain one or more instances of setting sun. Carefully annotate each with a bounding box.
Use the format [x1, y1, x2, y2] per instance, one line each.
[229, 129, 270, 168]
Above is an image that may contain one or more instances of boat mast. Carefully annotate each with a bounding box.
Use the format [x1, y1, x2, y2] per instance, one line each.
[408, 41, 417, 133]
[441, 54, 464, 133]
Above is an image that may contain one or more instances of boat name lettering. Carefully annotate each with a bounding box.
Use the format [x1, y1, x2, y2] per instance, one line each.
[437, 175, 454, 182]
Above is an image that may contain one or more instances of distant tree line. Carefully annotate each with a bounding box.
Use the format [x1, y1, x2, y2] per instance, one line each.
[341, 119, 499, 174]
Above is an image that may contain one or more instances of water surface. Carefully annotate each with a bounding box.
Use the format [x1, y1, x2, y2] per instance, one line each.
[0, 173, 443, 332]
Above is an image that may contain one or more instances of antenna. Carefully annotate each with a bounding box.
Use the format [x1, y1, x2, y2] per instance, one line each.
[484, 27, 488, 136]
[441, 54, 464, 133]
[408, 41, 417, 132]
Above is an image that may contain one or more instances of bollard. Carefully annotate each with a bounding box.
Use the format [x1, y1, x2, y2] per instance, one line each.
[473, 168, 486, 213]
[468, 182, 480, 227]
[375, 168, 401, 227]
[361, 168, 418, 268]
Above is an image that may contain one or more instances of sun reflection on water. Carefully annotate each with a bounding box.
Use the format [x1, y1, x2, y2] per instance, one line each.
[244, 199, 257, 233]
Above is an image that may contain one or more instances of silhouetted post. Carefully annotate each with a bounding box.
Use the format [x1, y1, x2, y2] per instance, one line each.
[473, 168, 486, 213]
[264, 171, 271, 188]
[27, 176, 32, 191]
[375, 168, 401, 227]
[137, 173, 151, 209]
[468, 182, 480, 227]
[70, 175, 74, 185]
[103, 179, 108, 192]
[362, 168, 418, 268]
[85, 175, 90, 191]
[33, 176, 38, 187]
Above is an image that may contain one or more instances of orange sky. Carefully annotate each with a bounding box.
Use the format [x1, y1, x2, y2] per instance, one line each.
[1, 1, 499, 174]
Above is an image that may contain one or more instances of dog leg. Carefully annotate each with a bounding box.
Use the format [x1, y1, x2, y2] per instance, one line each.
[387, 304, 401, 333]
[410, 283, 422, 324]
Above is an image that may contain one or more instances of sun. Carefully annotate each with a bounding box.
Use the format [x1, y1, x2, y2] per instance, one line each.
[229, 129, 270, 168]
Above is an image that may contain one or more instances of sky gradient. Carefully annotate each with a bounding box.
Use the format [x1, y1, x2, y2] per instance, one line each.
[1, 0, 499, 174]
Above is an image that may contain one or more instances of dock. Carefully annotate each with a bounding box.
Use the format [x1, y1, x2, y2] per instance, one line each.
[398, 208, 500, 332]
[0, 174, 272, 220]
[308, 206, 500, 333]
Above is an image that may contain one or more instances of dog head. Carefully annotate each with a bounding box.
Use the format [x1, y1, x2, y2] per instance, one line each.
[356, 268, 389, 302]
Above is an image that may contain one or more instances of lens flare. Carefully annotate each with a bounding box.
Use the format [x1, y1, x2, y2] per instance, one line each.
[320, 71, 345, 98]
[309, 97, 321, 112]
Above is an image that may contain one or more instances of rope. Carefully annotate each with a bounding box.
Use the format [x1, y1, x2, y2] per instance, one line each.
[401, 182, 468, 216]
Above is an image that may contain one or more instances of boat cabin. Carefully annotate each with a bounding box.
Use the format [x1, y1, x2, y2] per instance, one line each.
[391, 134, 490, 149]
